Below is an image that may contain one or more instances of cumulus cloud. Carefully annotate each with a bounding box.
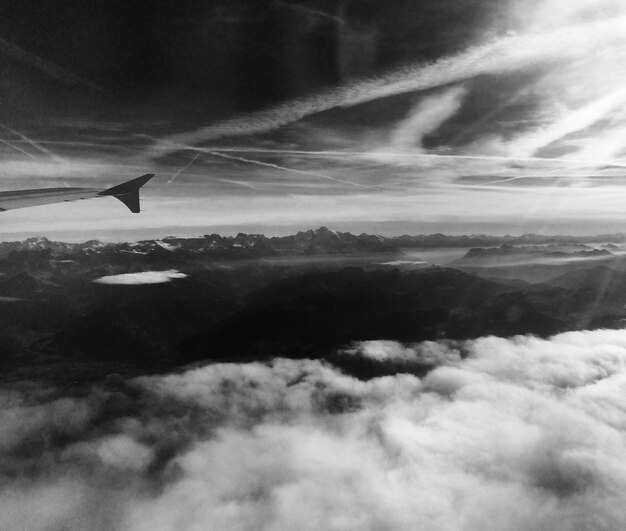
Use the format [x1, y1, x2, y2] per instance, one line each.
[93, 270, 188, 285]
[4, 329, 626, 529]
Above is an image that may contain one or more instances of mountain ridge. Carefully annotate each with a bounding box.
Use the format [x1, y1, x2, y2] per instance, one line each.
[1, 228, 625, 260]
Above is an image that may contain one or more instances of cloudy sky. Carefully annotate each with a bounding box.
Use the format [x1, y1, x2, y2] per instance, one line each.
[4, 329, 626, 530]
[2, 0, 626, 239]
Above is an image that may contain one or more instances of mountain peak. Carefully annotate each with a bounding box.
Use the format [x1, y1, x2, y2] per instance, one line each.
[315, 226, 333, 234]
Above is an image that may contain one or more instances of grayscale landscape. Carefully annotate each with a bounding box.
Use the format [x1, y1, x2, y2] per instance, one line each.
[2, 1, 626, 530]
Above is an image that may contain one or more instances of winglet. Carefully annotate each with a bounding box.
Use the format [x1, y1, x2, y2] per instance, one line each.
[98, 174, 154, 213]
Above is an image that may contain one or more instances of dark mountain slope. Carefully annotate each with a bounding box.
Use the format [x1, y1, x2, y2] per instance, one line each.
[179, 267, 563, 363]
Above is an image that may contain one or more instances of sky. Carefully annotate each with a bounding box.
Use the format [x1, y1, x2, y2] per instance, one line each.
[2, 0, 626, 239]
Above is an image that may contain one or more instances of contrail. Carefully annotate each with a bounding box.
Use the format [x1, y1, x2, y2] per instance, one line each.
[149, 16, 626, 158]
[0, 135, 39, 161]
[272, 0, 344, 26]
[480, 175, 561, 186]
[149, 136, 378, 190]
[203, 150, 376, 190]
[479, 174, 623, 186]
[154, 139, 626, 191]
[478, 160, 626, 186]
[217, 178, 262, 191]
[168, 152, 202, 184]
[0, 36, 102, 91]
[198, 147, 626, 168]
[0, 122, 63, 161]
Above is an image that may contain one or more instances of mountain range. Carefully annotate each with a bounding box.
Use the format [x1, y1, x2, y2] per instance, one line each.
[2, 228, 626, 384]
[3, 227, 626, 260]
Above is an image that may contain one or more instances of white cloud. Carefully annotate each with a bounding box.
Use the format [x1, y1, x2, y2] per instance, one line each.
[341, 339, 461, 366]
[507, 89, 626, 158]
[93, 270, 188, 285]
[4, 330, 626, 529]
[5, 2, 626, 238]
[94, 435, 153, 471]
[388, 87, 468, 152]
[150, 14, 626, 157]
[510, 0, 626, 31]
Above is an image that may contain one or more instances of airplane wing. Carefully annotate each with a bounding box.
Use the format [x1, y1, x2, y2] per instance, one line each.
[0, 173, 154, 213]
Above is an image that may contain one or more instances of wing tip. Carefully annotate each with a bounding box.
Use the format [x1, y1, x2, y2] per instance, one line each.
[98, 173, 155, 213]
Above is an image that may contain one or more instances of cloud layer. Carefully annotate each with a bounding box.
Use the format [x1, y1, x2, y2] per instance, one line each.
[4, 329, 626, 530]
